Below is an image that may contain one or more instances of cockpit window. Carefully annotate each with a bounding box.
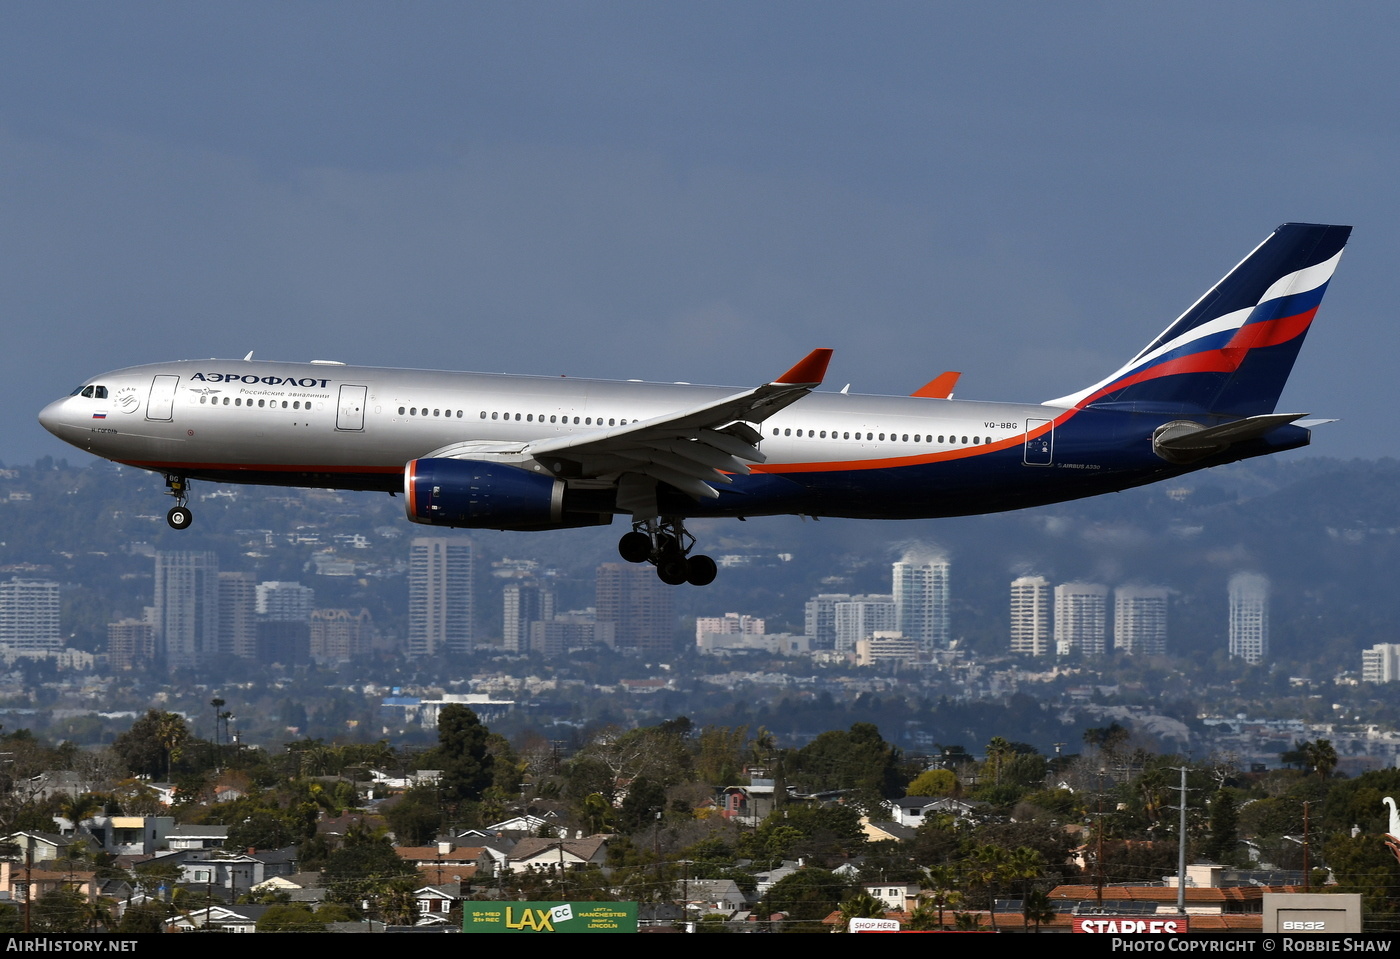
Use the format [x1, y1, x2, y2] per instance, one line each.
[93, 386, 108, 399]
[80, 386, 94, 398]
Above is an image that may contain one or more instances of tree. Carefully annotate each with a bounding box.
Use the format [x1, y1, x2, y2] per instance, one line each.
[906, 768, 958, 797]
[385, 785, 441, 845]
[836, 891, 888, 931]
[1204, 789, 1240, 864]
[790, 723, 903, 810]
[1022, 888, 1055, 932]
[432, 706, 494, 808]
[756, 868, 858, 932]
[113, 709, 189, 780]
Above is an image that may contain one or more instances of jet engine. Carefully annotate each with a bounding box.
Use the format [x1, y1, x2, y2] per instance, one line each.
[404, 458, 611, 531]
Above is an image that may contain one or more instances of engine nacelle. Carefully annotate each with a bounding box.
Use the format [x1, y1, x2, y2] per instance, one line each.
[404, 458, 610, 531]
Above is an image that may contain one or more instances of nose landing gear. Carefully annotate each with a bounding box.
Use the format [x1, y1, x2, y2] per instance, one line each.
[164, 474, 193, 530]
[617, 517, 717, 586]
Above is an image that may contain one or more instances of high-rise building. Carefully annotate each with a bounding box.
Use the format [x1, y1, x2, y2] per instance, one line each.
[834, 595, 897, 654]
[1228, 572, 1270, 665]
[408, 537, 475, 657]
[695, 613, 766, 646]
[217, 572, 258, 659]
[1054, 582, 1108, 656]
[894, 558, 950, 651]
[1114, 586, 1168, 656]
[256, 581, 315, 621]
[596, 563, 674, 653]
[1362, 644, 1400, 683]
[310, 608, 374, 663]
[1009, 575, 1051, 656]
[804, 594, 851, 650]
[0, 578, 61, 655]
[154, 551, 219, 670]
[503, 582, 554, 653]
[108, 618, 156, 670]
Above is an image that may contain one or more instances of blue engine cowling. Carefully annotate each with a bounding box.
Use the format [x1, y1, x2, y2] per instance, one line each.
[404, 458, 610, 531]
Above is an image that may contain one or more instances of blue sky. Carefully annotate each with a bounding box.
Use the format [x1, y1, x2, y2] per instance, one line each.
[5, 2, 1397, 463]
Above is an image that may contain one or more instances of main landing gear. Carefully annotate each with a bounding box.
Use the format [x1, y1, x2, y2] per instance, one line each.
[164, 474, 193, 530]
[618, 517, 718, 587]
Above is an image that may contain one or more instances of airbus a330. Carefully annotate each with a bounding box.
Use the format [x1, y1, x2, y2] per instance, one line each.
[39, 222, 1350, 586]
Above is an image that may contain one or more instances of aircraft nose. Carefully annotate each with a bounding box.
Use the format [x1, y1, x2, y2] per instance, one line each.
[38, 398, 69, 437]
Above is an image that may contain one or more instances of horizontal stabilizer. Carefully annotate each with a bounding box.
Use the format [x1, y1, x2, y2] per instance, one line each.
[1153, 413, 1306, 464]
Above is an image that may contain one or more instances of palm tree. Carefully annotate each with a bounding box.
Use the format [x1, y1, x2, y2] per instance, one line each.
[923, 863, 962, 929]
[1022, 888, 1055, 933]
[969, 844, 1010, 930]
[836, 891, 888, 931]
[153, 712, 187, 781]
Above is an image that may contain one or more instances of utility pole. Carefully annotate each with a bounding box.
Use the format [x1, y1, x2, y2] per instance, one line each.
[1174, 767, 1191, 916]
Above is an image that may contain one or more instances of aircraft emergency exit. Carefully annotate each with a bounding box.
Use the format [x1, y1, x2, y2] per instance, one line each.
[39, 222, 1351, 586]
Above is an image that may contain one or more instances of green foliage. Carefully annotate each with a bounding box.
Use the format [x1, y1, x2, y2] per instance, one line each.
[30, 888, 90, 933]
[112, 709, 190, 780]
[1203, 788, 1242, 864]
[756, 867, 859, 930]
[617, 776, 667, 833]
[257, 904, 326, 932]
[906, 768, 957, 797]
[323, 836, 416, 904]
[115, 902, 167, 933]
[790, 722, 903, 810]
[1022, 888, 1055, 932]
[385, 784, 442, 845]
[1322, 831, 1400, 917]
[431, 705, 495, 808]
[836, 891, 888, 930]
[737, 803, 865, 868]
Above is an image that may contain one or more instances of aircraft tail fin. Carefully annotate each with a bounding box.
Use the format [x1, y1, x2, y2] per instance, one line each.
[1047, 223, 1351, 416]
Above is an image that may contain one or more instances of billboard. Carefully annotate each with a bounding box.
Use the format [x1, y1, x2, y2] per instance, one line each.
[462, 901, 638, 934]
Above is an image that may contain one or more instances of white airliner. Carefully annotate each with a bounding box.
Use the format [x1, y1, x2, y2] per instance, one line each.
[39, 222, 1350, 586]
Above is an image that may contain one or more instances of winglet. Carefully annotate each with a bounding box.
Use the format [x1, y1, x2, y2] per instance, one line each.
[912, 371, 961, 398]
[774, 348, 833, 386]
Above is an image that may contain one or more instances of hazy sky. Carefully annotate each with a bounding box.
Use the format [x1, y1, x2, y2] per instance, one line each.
[6, 2, 1397, 464]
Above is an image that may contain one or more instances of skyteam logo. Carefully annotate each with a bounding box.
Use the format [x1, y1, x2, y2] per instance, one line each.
[192, 372, 332, 388]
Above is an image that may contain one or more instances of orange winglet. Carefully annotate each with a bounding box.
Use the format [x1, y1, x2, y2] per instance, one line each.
[775, 348, 833, 386]
[911, 371, 961, 398]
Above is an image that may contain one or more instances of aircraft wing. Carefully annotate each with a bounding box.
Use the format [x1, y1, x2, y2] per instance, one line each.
[525, 348, 833, 502]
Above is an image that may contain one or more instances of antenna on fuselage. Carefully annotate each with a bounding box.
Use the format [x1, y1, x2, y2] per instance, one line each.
[243, 351, 254, 361]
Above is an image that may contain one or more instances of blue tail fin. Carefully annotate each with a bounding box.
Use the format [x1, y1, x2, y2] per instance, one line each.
[1049, 223, 1351, 416]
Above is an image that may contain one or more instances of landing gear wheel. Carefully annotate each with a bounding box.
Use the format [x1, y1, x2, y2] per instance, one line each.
[657, 558, 689, 586]
[618, 531, 651, 564]
[685, 554, 717, 586]
[632, 516, 718, 586]
[167, 506, 192, 530]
